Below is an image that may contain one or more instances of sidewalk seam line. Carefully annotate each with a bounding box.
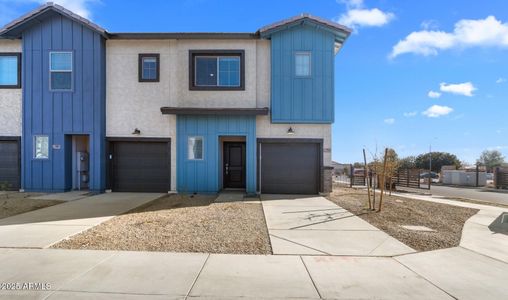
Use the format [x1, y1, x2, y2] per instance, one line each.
[394, 257, 458, 300]
[270, 233, 330, 255]
[185, 253, 210, 299]
[42, 252, 116, 300]
[300, 256, 322, 299]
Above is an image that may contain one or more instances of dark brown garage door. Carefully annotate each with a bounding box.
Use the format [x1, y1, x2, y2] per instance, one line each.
[259, 141, 320, 194]
[110, 140, 170, 192]
[0, 138, 20, 191]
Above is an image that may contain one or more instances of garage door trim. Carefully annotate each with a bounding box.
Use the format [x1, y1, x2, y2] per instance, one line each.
[257, 138, 323, 194]
[0, 136, 21, 191]
[107, 137, 171, 192]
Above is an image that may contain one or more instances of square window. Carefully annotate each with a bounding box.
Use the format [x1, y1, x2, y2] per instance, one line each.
[34, 136, 49, 159]
[295, 52, 311, 77]
[188, 136, 203, 160]
[50, 52, 73, 91]
[190, 50, 244, 90]
[0, 53, 21, 88]
[139, 54, 159, 82]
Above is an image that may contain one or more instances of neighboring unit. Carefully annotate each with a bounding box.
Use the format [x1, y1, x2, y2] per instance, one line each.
[0, 3, 350, 194]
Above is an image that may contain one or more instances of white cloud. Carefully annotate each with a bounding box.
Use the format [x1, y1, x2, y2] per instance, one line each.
[338, 8, 394, 29]
[422, 105, 453, 118]
[440, 82, 477, 97]
[427, 90, 442, 98]
[496, 77, 507, 84]
[421, 19, 439, 30]
[384, 118, 395, 124]
[390, 16, 508, 58]
[38, 0, 96, 18]
[403, 111, 417, 117]
[339, 0, 364, 9]
[336, 0, 394, 30]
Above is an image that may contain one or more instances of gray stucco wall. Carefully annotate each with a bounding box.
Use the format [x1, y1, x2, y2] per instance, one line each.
[0, 40, 22, 137]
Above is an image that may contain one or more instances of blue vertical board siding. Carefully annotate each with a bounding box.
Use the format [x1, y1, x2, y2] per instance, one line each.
[270, 24, 336, 123]
[21, 14, 106, 192]
[177, 115, 257, 194]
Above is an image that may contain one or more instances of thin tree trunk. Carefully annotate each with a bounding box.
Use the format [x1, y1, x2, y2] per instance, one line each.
[378, 148, 388, 212]
[363, 149, 371, 209]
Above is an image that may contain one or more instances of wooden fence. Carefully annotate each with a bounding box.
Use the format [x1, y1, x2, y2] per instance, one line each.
[393, 168, 429, 190]
[495, 168, 508, 189]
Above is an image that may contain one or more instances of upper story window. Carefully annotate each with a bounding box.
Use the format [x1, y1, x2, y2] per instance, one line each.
[0, 53, 21, 88]
[189, 50, 244, 90]
[138, 54, 160, 82]
[50, 52, 73, 91]
[295, 52, 311, 77]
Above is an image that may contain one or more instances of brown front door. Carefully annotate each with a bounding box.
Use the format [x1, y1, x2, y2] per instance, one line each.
[223, 142, 246, 189]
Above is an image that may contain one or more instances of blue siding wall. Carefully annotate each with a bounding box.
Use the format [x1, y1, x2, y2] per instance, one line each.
[177, 115, 256, 194]
[21, 14, 106, 192]
[271, 24, 336, 123]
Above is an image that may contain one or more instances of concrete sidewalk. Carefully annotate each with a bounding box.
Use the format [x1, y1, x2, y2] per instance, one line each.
[261, 195, 415, 256]
[0, 247, 506, 299]
[0, 193, 163, 248]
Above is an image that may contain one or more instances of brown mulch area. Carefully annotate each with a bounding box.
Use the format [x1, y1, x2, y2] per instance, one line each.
[0, 192, 63, 219]
[52, 194, 272, 254]
[327, 186, 479, 251]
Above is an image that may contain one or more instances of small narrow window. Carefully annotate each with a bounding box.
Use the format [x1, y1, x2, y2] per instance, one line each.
[50, 52, 73, 91]
[139, 54, 160, 82]
[188, 136, 204, 160]
[0, 53, 21, 88]
[189, 50, 244, 90]
[34, 136, 49, 159]
[295, 52, 311, 77]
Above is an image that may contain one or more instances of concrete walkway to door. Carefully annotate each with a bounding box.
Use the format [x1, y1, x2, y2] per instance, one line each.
[0, 193, 163, 248]
[261, 195, 416, 256]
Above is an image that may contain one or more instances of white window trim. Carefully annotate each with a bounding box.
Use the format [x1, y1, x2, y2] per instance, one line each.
[49, 51, 73, 91]
[188, 136, 204, 160]
[194, 56, 241, 87]
[295, 51, 312, 77]
[33, 135, 49, 160]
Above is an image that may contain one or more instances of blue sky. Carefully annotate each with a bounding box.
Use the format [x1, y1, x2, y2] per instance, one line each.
[1, 0, 507, 164]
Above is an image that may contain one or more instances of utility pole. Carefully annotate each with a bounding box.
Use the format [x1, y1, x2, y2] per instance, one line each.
[428, 144, 432, 190]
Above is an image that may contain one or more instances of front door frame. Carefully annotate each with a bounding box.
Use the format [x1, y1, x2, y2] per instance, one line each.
[222, 140, 246, 189]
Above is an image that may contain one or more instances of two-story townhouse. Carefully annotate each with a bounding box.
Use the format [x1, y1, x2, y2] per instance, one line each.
[0, 3, 350, 195]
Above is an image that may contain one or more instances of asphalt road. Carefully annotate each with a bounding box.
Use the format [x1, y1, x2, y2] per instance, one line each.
[429, 185, 508, 206]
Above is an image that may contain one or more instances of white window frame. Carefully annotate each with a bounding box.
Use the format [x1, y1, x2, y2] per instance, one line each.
[33, 135, 49, 159]
[295, 51, 311, 77]
[194, 56, 241, 87]
[49, 51, 73, 91]
[188, 136, 204, 160]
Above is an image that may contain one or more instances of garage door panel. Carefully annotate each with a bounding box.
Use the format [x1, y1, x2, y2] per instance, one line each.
[111, 141, 170, 192]
[260, 142, 320, 194]
[0, 140, 20, 190]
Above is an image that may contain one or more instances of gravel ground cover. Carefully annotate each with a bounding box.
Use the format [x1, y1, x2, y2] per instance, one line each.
[0, 192, 62, 219]
[328, 186, 479, 251]
[53, 194, 272, 254]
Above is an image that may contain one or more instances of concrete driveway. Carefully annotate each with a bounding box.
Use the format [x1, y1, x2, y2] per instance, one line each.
[0, 193, 163, 248]
[261, 195, 415, 256]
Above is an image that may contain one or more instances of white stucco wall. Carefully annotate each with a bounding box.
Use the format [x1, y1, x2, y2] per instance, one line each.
[0, 39, 22, 137]
[256, 116, 332, 166]
[174, 39, 264, 108]
[105, 40, 177, 190]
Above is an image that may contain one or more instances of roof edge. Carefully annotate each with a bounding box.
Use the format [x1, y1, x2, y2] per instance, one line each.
[0, 2, 107, 38]
[109, 32, 259, 40]
[258, 13, 352, 40]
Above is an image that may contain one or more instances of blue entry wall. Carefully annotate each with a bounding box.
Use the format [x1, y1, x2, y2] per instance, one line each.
[177, 115, 256, 194]
[21, 14, 106, 192]
[270, 23, 336, 123]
